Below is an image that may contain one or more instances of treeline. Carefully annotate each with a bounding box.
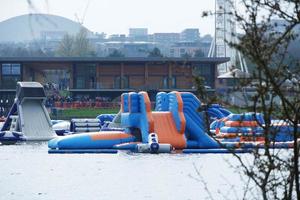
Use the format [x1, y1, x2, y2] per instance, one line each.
[0, 44, 53, 57]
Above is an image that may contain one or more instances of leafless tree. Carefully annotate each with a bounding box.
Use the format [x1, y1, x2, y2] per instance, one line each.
[197, 0, 300, 199]
[72, 28, 95, 56]
[56, 28, 95, 57]
[56, 34, 74, 56]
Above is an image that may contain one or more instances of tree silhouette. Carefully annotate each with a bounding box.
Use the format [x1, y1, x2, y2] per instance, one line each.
[107, 49, 124, 58]
[56, 28, 95, 57]
[193, 49, 205, 58]
[147, 47, 163, 58]
[56, 34, 74, 57]
[198, 1, 300, 199]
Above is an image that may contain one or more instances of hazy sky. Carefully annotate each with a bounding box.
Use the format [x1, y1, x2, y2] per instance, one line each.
[0, 0, 215, 35]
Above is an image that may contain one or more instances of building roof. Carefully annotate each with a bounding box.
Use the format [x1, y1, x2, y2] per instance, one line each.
[218, 68, 250, 78]
[0, 14, 95, 43]
[0, 57, 229, 64]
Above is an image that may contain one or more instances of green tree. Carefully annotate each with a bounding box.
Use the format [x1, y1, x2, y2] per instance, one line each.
[181, 52, 192, 59]
[193, 49, 205, 58]
[147, 47, 163, 58]
[107, 49, 124, 58]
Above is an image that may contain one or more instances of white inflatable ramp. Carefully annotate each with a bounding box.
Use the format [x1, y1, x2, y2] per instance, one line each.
[1, 82, 56, 141]
[20, 100, 55, 140]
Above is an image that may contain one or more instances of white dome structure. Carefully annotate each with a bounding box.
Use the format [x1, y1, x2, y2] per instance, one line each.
[0, 14, 95, 43]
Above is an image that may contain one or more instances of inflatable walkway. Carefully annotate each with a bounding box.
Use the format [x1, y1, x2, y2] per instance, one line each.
[1, 82, 56, 142]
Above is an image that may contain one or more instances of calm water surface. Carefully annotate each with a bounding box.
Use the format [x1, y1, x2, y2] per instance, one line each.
[0, 142, 244, 200]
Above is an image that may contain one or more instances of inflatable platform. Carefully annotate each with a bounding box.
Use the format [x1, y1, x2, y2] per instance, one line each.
[47, 91, 260, 153]
[45, 90, 299, 153]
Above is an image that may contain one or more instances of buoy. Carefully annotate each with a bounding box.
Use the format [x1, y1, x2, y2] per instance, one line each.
[148, 133, 159, 153]
[136, 143, 172, 153]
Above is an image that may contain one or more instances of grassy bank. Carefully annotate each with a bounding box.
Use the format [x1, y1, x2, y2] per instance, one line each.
[227, 106, 250, 114]
[50, 106, 251, 120]
[50, 108, 119, 120]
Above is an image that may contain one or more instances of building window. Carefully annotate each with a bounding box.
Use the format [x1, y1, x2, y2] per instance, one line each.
[123, 76, 129, 89]
[74, 63, 96, 89]
[2, 64, 11, 75]
[192, 64, 214, 88]
[163, 77, 169, 89]
[11, 64, 21, 75]
[171, 76, 176, 88]
[2, 63, 21, 75]
[42, 69, 70, 90]
[114, 77, 121, 89]
[76, 77, 85, 89]
[114, 76, 129, 89]
[1, 63, 21, 89]
[162, 77, 177, 89]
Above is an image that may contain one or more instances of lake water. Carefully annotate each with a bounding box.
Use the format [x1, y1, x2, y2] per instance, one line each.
[0, 142, 248, 200]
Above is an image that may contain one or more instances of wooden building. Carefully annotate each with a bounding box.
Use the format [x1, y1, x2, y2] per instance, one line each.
[0, 57, 229, 102]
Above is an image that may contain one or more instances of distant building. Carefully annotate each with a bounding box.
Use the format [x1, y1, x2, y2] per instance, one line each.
[180, 28, 200, 42]
[39, 31, 67, 52]
[270, 19, 289, 33]
[108, 34, 127, 42]
[146, 33, 179, 56]
[269, 19, 300, 34]
[0, 57, 229, 104]
[0, 14, 94, 43]
[101, 41, 124, 56]
[0, 15, 215, 59]
[40, 31, 67, 41]
[129, 28, 148, 41]
[169, 42, 201, 57]
[123, 42, 155, 57]
[199, 34, 213, 56]
[151, 33, 180, 44]
[100, 41, 155, 57]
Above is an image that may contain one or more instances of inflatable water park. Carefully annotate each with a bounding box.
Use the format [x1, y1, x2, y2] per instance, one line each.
[0, 82, 299, 153]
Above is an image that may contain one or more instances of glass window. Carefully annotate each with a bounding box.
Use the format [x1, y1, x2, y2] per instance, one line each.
[2, 64, 11, 75]
[192, 64, 214, 88]
[11, 64, 21, 75]
[163, 77, 169, 89]
[171, 77, 176, 88]
[1, 63, 21, 89]
[76, 77, 85, 89]
[74, 63, 96, 89]
[114, 76, 129, 89]
[1, 76, 20, 89]
[1, 63, 21, 75]
[114, 77, 121, 89]
[122, 76, 129, 89]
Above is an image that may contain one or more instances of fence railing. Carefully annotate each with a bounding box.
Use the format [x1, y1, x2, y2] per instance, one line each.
[48, 101, 120, 109]
[48, 101, 157, 110]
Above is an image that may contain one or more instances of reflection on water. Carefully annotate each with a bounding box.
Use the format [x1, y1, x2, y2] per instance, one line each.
[0, 142, 245, 200]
